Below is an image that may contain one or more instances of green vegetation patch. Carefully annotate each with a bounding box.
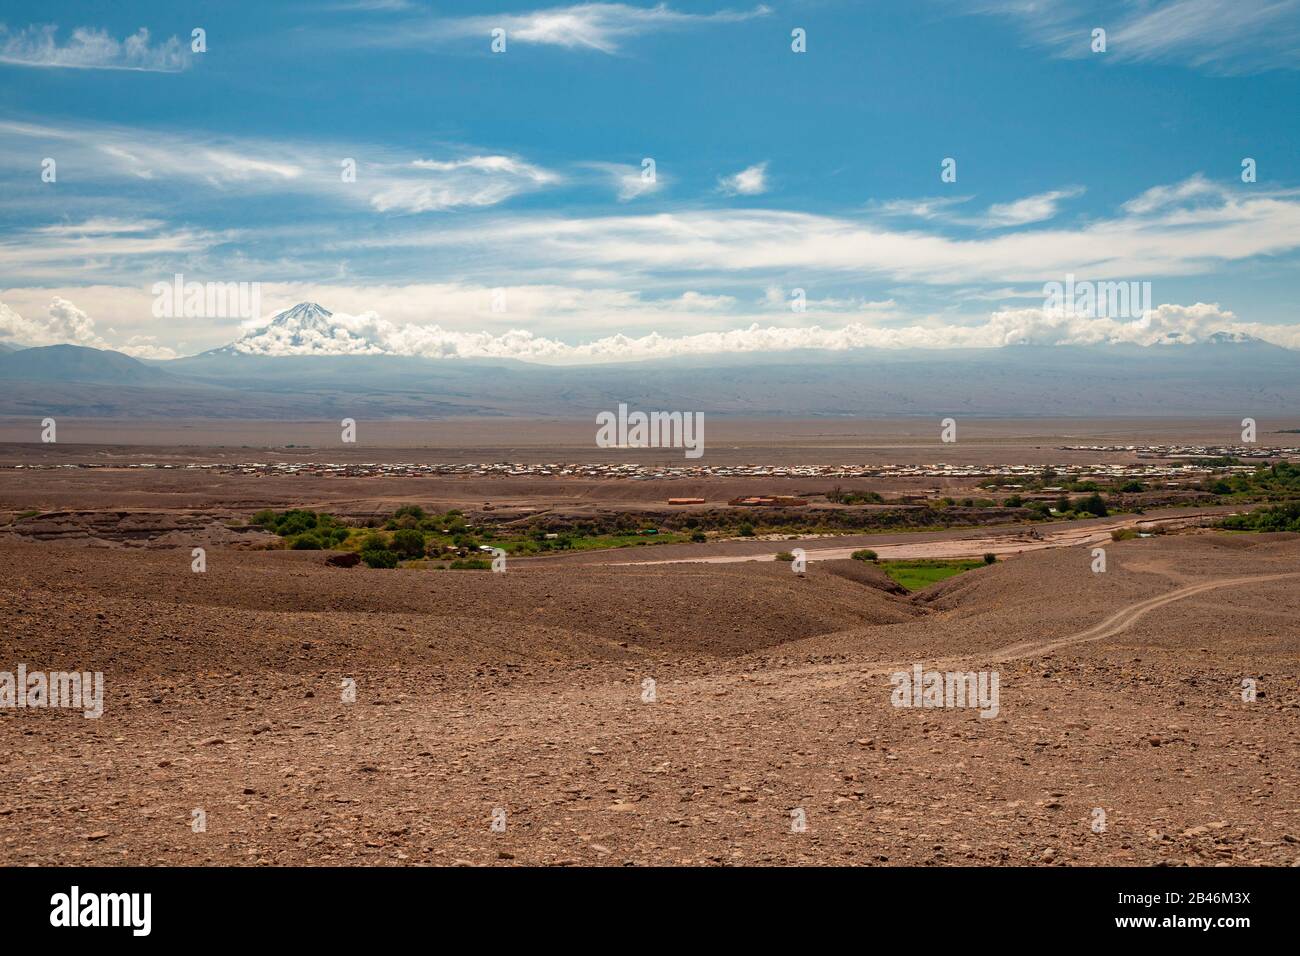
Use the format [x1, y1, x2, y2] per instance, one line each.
[252, 505, 690, 566]
[1218, 501, 1300, 533]
[1202, 462, 1300, 499]
[878, 558, 985, 592]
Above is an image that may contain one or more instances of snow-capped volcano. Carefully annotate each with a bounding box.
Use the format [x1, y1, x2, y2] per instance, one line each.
[217, 302, 391, 356]
[262, 302, 336, 341]
[208, 301, 1298, 361]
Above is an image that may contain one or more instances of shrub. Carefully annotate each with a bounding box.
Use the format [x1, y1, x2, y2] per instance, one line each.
[983, 553, 997, 564]
[359, 533, 388, 553]
[393, 505, 426, 521]
[277, 513, 315, 536]
[360, 548, 399, 569]
[290, 534, 323, 550]
[390, 528, 426, 558]
[1075, 492, 1109, 517]
[1111, 528, 1138, 541]
[851, 549, 878, 562]
[775, 551, 795, 562]
[738, 523, 756, 537]
[449, 558, 490, 570]
[252, 509, 278, 528]
[691, 531, 707, 543]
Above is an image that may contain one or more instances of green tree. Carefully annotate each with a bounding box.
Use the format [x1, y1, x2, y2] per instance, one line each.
[1076, 492, 1109, 517]
[391, 529, 426, 558]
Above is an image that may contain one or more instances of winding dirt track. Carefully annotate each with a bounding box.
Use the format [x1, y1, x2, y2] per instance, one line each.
[977, 574, 1300, 665]
[970, 571, 1300, 665]
[755, 570, 1300, 690]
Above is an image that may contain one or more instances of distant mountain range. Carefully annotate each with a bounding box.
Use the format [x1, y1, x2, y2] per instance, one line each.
[0, 302, 1297, 419]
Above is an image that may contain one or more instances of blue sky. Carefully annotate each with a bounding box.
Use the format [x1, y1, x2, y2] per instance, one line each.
[1, 0, 1298, 360]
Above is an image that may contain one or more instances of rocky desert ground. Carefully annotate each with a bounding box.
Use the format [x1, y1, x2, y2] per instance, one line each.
[1, 500, 1297, 866]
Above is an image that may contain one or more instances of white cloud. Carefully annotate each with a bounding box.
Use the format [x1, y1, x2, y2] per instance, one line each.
[0, 297, 178, 358]
[0, 217, 216, 279]
[8, 281, 1297, 360]
[1121, 174, 1221, 214]
[0, 25, 190, 72]
[372, 156, 560, 212]
[0, 120, 560, 215]
[718, 162, 769, 196]
[584, 161, 664, 201]
[378, 176, 1300, 285]
[982, 186, 1084, 227]
[223, 298, 1300, 360]
[380, 3, 773, 54]
[954, 0, 1300, 73]
[870, 195, 973, 219]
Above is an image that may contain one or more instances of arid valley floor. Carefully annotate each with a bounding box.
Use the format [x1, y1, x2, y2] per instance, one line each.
[1, 419, 1297, 867]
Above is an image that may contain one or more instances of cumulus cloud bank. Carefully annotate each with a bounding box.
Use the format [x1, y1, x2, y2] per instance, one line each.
[225, 299, 1297, 362]
[0, 299, 177, 359]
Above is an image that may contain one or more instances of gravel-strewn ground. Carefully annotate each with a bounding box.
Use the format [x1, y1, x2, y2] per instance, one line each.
[1, 532, 1297, 866]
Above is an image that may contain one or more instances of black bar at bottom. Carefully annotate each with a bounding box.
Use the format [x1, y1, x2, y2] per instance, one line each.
[0, 865, 1286, 940]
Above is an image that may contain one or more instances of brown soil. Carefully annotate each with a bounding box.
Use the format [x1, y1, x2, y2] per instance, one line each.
[1, 526, 1297, 867]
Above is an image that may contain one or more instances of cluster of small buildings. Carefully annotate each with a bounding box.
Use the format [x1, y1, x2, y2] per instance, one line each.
[1060, 444, 1298, 460]
[5, 447, 1293, 482]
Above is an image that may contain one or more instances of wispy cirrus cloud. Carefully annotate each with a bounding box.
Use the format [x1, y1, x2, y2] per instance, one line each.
[355, 3, 773, 54]
[869, 195, 973, 220]
[951, 0, 1300, 73]
[368, 176, 1300, 285]
[0, 120, 559, 213]
[0, 217, 217, 280]
[981, 186, 1084, 227]
[374, 156, 560, 212]
[870, 187, 1083, 228]
[0, 25, 190, 72]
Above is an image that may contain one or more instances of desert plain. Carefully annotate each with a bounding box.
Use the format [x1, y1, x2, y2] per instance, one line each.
[0, 417, 1297, 867]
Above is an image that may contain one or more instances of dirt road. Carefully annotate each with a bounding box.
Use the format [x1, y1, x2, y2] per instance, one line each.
[603, 509, 1238, 565]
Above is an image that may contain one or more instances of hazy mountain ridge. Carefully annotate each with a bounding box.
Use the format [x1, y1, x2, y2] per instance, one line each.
[0, 303, 1297, 418]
